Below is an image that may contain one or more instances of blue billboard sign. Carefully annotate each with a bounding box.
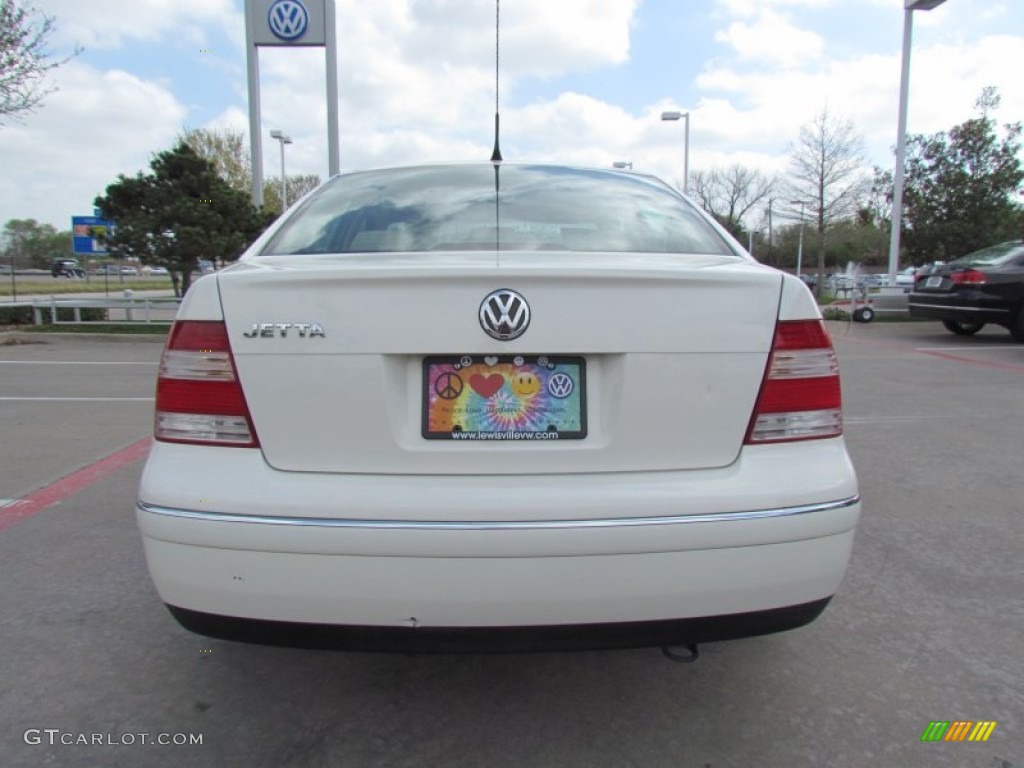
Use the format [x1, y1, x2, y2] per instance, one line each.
[71, 216, 114, 255]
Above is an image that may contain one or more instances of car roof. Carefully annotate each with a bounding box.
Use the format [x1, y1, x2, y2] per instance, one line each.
[326, 161, 677, 192]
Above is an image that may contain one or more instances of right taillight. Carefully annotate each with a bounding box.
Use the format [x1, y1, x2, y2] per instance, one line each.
[951, 269, 987, 286]
[745, 319, 842, 444]
[155, 320, 259, 447]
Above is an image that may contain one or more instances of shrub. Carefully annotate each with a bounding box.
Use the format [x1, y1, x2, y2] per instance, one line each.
[0, 306, 109, 325]
[0, 306, 33, 325]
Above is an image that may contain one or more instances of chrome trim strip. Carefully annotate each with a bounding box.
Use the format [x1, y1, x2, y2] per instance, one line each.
[137, 496, 860, 531]
[907, 302, 1009, 314]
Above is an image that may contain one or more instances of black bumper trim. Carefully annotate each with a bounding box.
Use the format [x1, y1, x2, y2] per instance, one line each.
[167, 598, 832, 653]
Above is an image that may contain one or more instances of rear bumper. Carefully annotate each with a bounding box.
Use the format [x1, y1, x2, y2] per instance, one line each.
[137, 440, 859, 650]
[166, 598, 833, 653]
[908, 293, 1016, 324]
[143, 526, 853, 650]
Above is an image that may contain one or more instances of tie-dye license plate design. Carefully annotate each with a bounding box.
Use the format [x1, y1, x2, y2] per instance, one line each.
[423, 355, 586, 440]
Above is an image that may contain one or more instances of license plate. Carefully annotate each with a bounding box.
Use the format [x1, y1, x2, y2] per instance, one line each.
[423, 355, 586, 440]
[926, 276, 942, 288]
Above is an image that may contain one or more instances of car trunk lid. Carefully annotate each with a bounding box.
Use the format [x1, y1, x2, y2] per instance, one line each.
[218, 253, 785, 475]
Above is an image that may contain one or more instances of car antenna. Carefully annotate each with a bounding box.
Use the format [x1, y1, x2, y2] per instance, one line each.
[489, 0, 502, 163]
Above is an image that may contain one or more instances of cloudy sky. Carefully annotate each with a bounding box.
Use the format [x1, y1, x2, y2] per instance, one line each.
[1, 0, 1021, 230]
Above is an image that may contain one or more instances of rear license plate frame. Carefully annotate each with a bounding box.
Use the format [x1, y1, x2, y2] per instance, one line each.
[422, 355, 587, 441]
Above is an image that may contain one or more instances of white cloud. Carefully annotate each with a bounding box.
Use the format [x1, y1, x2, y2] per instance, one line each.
[691, 0, 1024, 183]
[248, 0, 641, 175]
[899, 36, 1024, 137]
[716, 0, 832, 18]
[399, 0, 638, 77]
[692, 30, 1024, 178]
[0, 62, 187, 226]
[40, 0, 240, 49]
[713, 8, 824, 68]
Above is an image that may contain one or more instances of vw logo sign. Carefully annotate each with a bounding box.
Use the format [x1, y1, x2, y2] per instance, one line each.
[268, 0, 309, 42]
[479, 289, 530, 341]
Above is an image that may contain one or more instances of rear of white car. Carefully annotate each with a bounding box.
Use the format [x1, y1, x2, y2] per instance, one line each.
[136, 164, 859, 652]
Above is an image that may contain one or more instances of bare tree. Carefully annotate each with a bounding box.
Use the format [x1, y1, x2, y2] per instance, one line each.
[262, 174, 323, 215]
[690, 165, 776, 241]
[180, 127, 322, 215]
[0, 1, 79, 123]
[179, 127, 252, 193]
[787, 106, 867, 295]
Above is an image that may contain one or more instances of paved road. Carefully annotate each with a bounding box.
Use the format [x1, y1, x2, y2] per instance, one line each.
[0, 322, 1021, 767]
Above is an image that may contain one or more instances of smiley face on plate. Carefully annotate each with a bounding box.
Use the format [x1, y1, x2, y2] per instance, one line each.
[509, 371, 541, 398]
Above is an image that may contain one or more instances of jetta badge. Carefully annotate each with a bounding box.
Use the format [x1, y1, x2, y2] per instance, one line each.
[242, 322, 325, 338]
[479, 289, 530, 341]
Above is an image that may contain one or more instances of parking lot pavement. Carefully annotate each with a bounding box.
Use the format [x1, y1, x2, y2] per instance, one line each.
[0, 336, 163, 504]
[1, 329, 1021, 768]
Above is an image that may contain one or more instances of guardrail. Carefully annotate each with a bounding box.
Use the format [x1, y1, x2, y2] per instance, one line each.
[4, 293, 181, 325]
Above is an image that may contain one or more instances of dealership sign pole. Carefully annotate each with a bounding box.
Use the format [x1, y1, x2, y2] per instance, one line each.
[245, 0, 339, 208]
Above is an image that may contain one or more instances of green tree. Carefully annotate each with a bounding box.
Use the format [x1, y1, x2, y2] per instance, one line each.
[2, 218, 72, 268]
[824, 218, 887, 268]
[899, 88, 1023, 263]
[0, 1, 80, 123]
[95, 142, 269, 296]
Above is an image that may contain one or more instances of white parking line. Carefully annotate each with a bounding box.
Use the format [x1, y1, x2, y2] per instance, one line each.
[915, 346, 1019, 352]
[0, 397, 154, 402]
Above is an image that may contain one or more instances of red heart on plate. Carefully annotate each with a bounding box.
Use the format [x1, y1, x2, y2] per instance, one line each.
[469, 373, 504, 398]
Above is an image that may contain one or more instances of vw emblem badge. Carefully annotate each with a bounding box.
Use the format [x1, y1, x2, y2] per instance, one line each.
[479, 289, 530, 341]
[268, 0, 309, 42]
[547, 373, 574, 399]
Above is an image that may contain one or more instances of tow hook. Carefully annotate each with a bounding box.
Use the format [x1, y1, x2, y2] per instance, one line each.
[661, 644, 699, 663]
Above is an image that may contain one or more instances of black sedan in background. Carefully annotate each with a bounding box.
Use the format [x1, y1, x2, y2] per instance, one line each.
[909, 241, 1024, 342]
[50, 258, 86, 278]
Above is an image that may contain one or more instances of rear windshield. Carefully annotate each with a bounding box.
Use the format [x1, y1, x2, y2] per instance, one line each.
[952, 241, 1024, 267]
[260, 165, 735, 256]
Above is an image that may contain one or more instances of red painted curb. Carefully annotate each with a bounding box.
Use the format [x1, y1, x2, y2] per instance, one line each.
[0, 438, 151, 532]
[834, 333, 1024, 373]
[918, 349, 1024, 374]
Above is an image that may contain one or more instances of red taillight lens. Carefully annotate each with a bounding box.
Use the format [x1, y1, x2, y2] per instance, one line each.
[951, 269, 987, 286]
[155, 320, 259, 447]
[745, 320, 843, 444]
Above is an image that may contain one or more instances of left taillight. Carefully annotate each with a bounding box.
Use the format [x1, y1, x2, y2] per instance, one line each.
[155, 320, 259, 447]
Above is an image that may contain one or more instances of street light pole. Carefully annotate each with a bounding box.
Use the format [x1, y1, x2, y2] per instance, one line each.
[269, 129, 293, 211]
[887, 0, 947, 286]
[791, 200, 808, 279]
[5, 234, 16, 301]
[661, 110, 690, 195]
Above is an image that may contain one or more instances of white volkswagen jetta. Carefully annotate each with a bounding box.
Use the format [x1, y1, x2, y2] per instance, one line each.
[137, 164, 859, 653]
